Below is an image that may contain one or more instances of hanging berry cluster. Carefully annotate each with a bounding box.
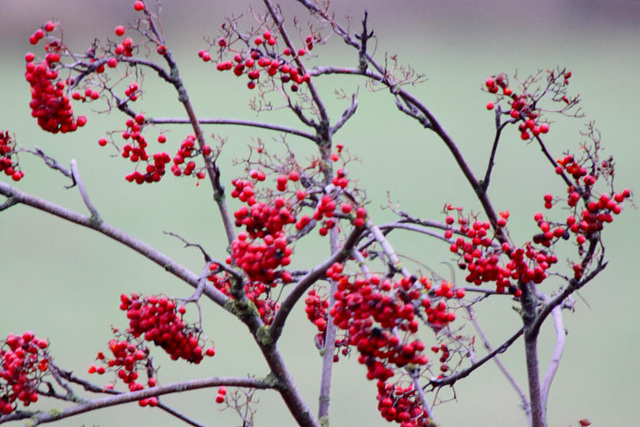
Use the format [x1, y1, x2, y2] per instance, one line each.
[110, 123, 208, 184]
[203, 28, 315, 92]
[0, 332, 50, 415]
[119, 293, 215, 364]
[447, 152, 631, 287]
[0, 132, 24, 182]
[88, 336, 159, 406]
[310, 265, 464, 426]
[376, 381, 430, 426]
[25, 28, 87, 134]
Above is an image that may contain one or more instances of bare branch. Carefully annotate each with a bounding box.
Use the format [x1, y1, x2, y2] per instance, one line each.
[69, 159, 101, 222]
[429, 327, 524, 388]
[151, 117, 317, 142]
[0, 181, 230, 308]
[540, 304, 565, 412]
[16, 376, 272, 426]
[467, 305, 529, 416]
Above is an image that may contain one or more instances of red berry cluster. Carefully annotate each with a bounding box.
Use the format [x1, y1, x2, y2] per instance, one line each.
[0, 131, 24, 182]
[205, 29, 314, 91]
[88, 336, 156, 405]
[317, 263, 459, 426]
[0, 332, 50, 415]
[170, 134, 208, 180]
[214, 386, 226, 404]
[115, 37, 135, 57]
[376, 381, 430, 427]
[304, 289, 329, 333]
[312, 193, 367, 236]
[124, 82, 140, 102]
[447, 207, 554, 291]
[544, 153, 630, 275]
[116, 122, 207, 184]
[431, 343, 453, 375]
[484, 74, 551, 140]
[24, 49, 86, 134]
[119, 294, 215, 364]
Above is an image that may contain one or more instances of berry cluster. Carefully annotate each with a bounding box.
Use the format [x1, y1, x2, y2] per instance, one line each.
[431, 343, 452, 375]
[24, 49, 86, 134]
[205, 29, 315, 91]
[447, 207, 555, 291]
[484, 74, 551, 140]
[170, 134, 209, 179]
[0, 131, 24, 182]
[0, 332, 50, 415]
[119, 293, 215, 364]
[214, 385, 227, 404]
[376, 381, 430, 427]
[304, 289, 329, 333]
[112, 122, 207, 184]
[311, 263, 462, 426]
[88, 336, 157, 405]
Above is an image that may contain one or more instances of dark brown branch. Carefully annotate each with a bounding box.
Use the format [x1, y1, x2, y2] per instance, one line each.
[150, 117, 316, 141]
[429, 327, 524, 388]
[529, 258, 608, 339]
[269, 226, 365, 342]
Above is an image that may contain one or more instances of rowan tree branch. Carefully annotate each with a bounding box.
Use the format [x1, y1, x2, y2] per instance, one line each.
[540, 304, 565, 413]
[150, 117, 316, 142]
[3, 376, 271, 426]
[429, 327, 524, 388]
[0, 181, 229, 308]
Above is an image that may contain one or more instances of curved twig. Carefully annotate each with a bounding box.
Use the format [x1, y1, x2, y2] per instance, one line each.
[150, 117, 316, 142]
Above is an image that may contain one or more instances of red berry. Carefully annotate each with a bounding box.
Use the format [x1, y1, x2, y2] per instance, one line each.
[133, 1, 145, 11]
[115, 26, 126, 36]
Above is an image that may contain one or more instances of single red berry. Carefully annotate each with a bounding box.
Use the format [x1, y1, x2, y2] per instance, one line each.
[486, 102, 494, 110]
[133, 1, 145, 11]
[115, 26, 126, 36]
[44, 21, 56, 32]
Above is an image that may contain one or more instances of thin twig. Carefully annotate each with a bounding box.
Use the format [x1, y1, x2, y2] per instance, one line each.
[69, 159, 101, 221]
[540, 303, 565, 412]
[151, 117, 316, 142]
[467, 305, 530, 415]
[429, 327, 524, 388]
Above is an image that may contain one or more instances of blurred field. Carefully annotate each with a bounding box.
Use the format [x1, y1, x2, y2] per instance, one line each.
[1, 1, 639, 426]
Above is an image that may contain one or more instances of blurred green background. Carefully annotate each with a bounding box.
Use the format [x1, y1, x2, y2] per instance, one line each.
[1, 1, 639, 426]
